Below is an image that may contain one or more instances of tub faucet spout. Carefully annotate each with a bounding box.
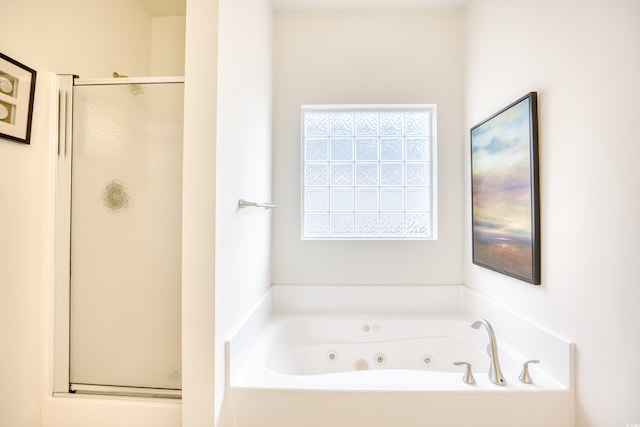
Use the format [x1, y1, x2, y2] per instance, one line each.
[471, 319, 506, 386]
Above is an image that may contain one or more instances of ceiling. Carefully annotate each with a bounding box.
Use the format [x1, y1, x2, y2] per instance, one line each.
[137, 0, 186, 17]
[271, 0, 468, 10]
[135, 0, 465, 17]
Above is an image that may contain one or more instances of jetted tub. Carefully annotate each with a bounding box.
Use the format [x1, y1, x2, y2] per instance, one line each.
[236, 315, 528, 390]
[227, 286, 574, 427]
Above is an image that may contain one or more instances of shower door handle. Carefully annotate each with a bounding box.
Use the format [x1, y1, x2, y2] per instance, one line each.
[56, 75, 75, 158]
[64, 92, 70, 157]
[58, 90, 69, 157]
[57, 90, 64, 156]
[58, 90, 71, 157]
[64, 91, 69, 156]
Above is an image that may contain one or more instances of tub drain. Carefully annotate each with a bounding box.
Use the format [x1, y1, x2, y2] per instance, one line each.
[354, 359, 369, 370]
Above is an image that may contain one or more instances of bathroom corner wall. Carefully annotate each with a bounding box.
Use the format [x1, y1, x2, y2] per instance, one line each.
[151, 16, 186, 76]
[464, 1, 640, 425]
[271, 9, 465, 286]
[214, 0, 274, 424]
[182, 0, 218, 426]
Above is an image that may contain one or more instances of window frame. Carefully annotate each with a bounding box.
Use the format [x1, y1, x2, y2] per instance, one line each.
[300, 104, 438, 241]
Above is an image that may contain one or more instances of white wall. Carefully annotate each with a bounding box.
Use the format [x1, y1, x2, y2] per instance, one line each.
[152, 17, 187, 76]
[214, 0, 273, 424]
[272, 10, 465, 285]
[464, 1, 640, 426]
[181, 0, 218, 425]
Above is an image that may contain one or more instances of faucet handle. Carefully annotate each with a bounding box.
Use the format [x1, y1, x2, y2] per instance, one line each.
[453, 361, 476, 385]
[519, 359, 540, 384]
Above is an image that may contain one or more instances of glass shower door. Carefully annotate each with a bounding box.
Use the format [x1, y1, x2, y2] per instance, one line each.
[69, 80, 183, 394]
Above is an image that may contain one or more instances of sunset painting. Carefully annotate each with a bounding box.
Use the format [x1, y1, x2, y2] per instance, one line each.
[471, 93, 540, 284]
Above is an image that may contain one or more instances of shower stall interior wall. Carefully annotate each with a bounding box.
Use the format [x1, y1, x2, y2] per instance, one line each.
[53, 75, 184, 397]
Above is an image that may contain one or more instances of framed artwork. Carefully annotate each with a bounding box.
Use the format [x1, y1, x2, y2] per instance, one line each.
[470, 92, 540, 285]
[0, 52, 37, 144]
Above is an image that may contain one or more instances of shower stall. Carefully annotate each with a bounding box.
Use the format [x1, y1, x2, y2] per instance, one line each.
[53, 74, 184, 398]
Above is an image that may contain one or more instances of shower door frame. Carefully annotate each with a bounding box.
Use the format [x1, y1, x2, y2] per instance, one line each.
[52, 74, 185, 399]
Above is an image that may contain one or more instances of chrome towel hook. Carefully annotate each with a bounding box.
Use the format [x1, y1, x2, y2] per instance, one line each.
[238, 199, 278, 210]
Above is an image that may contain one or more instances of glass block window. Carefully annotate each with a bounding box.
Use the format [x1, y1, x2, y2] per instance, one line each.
[302, 105, 437, 240]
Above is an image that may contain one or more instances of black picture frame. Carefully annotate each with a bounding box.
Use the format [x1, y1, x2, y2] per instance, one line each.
[0, 52, 37, 144]
[470, 92, 540, 285]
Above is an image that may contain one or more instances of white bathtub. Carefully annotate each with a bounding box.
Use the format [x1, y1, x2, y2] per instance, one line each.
[228, 286, 574, 427]
[236, 314, 538, 390]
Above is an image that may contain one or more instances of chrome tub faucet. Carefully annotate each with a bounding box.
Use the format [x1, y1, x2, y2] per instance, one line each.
[471, 319, 507, 386]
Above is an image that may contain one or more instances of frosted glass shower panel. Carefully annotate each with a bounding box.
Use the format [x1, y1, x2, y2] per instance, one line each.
[70, 82, 183, 391]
